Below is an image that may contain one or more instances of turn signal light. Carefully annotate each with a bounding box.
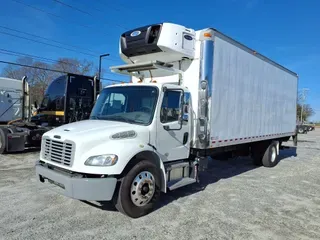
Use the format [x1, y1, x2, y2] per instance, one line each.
[204, 32, 212, 37]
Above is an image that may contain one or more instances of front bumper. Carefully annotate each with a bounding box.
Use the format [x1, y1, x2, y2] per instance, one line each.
[35, 161, 117, 201]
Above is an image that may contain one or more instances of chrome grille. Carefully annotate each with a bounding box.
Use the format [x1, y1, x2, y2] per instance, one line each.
[42, 138, 75, 166]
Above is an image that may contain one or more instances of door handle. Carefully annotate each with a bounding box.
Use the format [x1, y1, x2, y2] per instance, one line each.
[183, 132, 188, 145]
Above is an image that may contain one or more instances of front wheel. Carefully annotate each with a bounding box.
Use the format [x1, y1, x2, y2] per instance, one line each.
[113, 160, 161, 218]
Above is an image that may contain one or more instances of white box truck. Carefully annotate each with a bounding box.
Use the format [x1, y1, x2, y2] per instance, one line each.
[36, 23, 298, 218]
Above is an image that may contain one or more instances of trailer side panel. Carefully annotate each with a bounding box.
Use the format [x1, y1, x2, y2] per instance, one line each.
[209, 35, 298, 147]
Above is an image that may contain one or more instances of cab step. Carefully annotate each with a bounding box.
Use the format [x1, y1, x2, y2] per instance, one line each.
[168, 177, 196, 191]
[165, 160, 197, 190]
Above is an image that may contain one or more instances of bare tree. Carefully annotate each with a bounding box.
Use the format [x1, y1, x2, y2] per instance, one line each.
[53, 58, 94, 75]
[1, 56, 97, 104]
[296, 89, 314, 122]
[297, 103, 314, 122]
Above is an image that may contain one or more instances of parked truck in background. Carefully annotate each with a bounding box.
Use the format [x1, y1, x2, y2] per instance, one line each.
[0, 77, 30, 123]
[36, 23, 298, 218]
[0, 73, 101, 154]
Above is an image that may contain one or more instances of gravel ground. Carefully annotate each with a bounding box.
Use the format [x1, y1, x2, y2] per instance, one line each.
[0, 130, 320, 240]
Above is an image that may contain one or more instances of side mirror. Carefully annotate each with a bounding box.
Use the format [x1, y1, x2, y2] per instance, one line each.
[163, 125, 170, 131]
[34, 101, 38, 109]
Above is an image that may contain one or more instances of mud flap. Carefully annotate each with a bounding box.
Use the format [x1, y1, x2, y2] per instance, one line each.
[292, 134, 298, 147]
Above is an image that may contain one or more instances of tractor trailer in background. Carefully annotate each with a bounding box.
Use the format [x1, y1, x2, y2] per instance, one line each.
[0, 73, 101, 154]
[0, 77, 30, 123]
[36, 23, 298, 218]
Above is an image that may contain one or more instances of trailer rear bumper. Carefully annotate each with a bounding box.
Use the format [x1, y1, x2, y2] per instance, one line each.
[35, 161, 117, 201]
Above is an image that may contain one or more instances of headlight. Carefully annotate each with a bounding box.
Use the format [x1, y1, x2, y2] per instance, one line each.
[84, 154, 118, 166]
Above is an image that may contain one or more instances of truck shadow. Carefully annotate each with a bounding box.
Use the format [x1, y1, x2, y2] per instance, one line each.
[80, 200, 118, 212]
[158, 146, 297, 209]
[278, 146, 297, 161]
[297, 140, 315, 143]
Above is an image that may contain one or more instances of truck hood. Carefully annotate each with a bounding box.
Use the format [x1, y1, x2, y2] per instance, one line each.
[42, 119, 149, 146]
[40, 119, 153, 175]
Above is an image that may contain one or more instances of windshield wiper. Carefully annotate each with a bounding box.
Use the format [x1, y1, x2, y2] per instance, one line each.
[90, 116, 100, 120]
[105, 115, 134, 124]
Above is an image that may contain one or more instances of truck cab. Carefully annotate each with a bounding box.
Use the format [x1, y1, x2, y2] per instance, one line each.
[32, 73, 99, 126]
[0, 77, 29, 123]
[89, 82, 191, 161]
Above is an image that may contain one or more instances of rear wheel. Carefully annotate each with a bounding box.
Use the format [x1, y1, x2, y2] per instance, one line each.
[262, 141, 279, 168]
[298, 127, 304, 134]
[113, 159, 161, 218]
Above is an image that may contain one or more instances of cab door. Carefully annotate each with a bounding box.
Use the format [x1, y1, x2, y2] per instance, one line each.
[156, 88, 191, 162]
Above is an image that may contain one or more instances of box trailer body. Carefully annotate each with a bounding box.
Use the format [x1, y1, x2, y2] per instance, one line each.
[36, 22, 298, 218]
[209, 34, 297, 147]
[127, 29, 298, 149]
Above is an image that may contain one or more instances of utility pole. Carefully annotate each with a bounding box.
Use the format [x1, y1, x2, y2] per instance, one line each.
[98, 53, 110, 80]
[300, 88, 309, 123]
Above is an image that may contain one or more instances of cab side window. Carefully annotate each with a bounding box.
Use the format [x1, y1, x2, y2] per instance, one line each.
[160, 91, 181, 123]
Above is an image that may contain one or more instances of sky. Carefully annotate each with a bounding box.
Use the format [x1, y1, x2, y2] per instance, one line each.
[0, 0, 319, 121]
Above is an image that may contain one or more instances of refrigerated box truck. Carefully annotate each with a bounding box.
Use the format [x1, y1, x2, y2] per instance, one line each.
[36, 22, 298, 218]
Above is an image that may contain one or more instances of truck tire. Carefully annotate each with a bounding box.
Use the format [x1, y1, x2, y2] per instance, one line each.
[113, 159, 161, 218]
[297, 127, 304, 134]
[0, 128, 8, 154]
[262, 141, 279, 168]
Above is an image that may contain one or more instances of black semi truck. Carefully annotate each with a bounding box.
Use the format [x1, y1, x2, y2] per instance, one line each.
[0, 73, 101, 154]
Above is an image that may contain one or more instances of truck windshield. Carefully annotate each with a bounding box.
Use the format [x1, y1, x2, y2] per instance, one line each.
[90, 86, 158, 125]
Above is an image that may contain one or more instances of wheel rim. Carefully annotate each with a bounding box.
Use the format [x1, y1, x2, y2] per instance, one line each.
[130, 171, 155, 207]
[271, 147, 276, 162]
